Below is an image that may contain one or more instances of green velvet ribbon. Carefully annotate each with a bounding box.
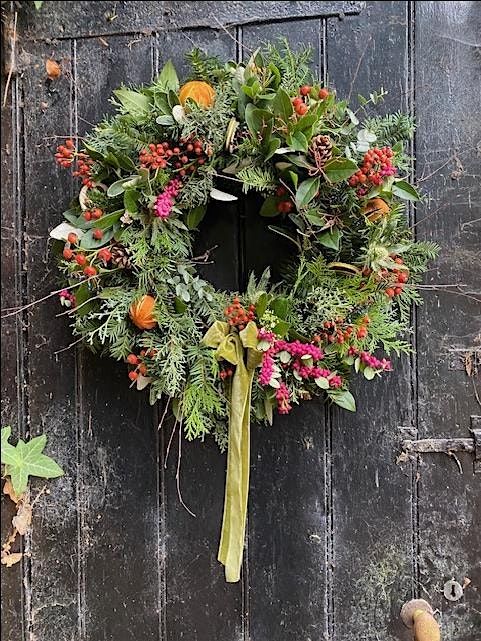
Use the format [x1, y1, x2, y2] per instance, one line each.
[203, 320, 261, 582]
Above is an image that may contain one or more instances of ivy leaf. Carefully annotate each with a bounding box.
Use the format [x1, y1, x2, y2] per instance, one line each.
[329, 390, 356, 412]
[318, 227, 341, 251]
[113, 88, 152, 117]
[391, 180, 421, 201]
[295, 177, 320, 209]
[157, 60, 179, 92]
[323, 158, 358, 183]
[1, 428, 64, 495]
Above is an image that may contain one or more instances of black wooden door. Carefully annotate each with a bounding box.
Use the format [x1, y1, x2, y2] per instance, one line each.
[1, 2, 480, 640]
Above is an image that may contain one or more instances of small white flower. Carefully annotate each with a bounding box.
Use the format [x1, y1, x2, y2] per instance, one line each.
[120, 212, 133, 225]
[172, 104, 186, 123]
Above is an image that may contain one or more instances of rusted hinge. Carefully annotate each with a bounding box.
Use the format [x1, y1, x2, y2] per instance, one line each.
[402, 416, 481, 474]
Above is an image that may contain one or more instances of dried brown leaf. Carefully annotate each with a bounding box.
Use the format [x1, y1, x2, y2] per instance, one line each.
[3, 479, 23, 504]
[12, 501, 32, 536]
[46, 58, 61, 79]
[1, 552, 23, 567]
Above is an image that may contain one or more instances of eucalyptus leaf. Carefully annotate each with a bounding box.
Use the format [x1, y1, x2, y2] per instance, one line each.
[329, 390, 356, 412]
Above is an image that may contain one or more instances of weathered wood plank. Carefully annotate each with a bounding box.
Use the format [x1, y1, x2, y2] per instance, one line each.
[20, 39, 80, 641]
[19, 1, 364, 40]
[74, 35, 161, 641]
[242, 20, 329, 641]
[414, 3, 481, 638]
[1, 51, 26, 641]
[153, 29, 245, 641]
[327, 3, 414, 640]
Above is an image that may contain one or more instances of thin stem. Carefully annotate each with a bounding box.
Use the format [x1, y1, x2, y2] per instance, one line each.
[176, 427, 196, 518]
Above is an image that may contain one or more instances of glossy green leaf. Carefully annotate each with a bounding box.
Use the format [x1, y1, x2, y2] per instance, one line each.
[318, 227, 341, 250]
[186, 205, 207, 229]
[259, 196, 280, 217]
[124, 189, 141, 213]
[157, 60, 179, 92]
[271, 87, 293, 120]
[114, 88, 152, 117]
[323, 157, 358, 183]
[295, 177, 320, 209]
[392, 180, 421, 201]
[329, 390, 356, 412]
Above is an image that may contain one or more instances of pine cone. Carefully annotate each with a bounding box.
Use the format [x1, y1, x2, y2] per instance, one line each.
[308, 135, 333, 175]
[110, 243, 133, 270]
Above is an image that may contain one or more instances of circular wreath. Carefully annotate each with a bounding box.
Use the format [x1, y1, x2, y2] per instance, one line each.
[50, 42, 436, 581]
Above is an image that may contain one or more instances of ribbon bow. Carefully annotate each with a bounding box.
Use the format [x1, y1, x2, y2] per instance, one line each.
[203, 320, 261, 582]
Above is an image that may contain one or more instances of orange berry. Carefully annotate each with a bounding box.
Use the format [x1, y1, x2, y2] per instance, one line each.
[318, 87, 329, 100]
[128, 371, 139, 381]
[67, 232, 78, 244]
[127, 354, 139, 365]
[385, 288, 395, 298]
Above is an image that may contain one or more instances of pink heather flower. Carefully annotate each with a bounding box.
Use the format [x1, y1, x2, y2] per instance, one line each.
[257, 328, 275, 343]
[360, 351, 392, 371]
[154, 178, 182, 219]
[59, 289, 75, 308]
[329, 375, 342, 388]
[276, 382, 292, 414]
[259, 352, 275, 386]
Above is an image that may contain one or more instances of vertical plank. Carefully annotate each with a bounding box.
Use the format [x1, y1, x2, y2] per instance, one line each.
[415, 2, 481, 638]
[327, 3, 414, 640]
[1, 40, 25, 641]
[242, 21, 329, 641]
[74, 34, 161, 641]
[21, 39, 80, 641]
[153, 28, 246, 641]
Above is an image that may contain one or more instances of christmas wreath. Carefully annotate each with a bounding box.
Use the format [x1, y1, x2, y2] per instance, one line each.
[50, 42, 437, 582]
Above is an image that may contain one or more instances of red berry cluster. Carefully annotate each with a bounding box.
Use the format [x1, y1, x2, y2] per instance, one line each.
[292, 85, 329, 116]
[316, 315, 371, 345]
[139, 138, 211, 176]
[275, 186, 293, 214]
[224, 297, 256, 331]
[126, 349, 156, 381]
[83, 207, 103, 222]
[55, 139, 94, 187]
[382, 256, 409, 297]
[219, 366, 234, 381]
[61, 232, 112, 278]
[349, 147, 396, 193]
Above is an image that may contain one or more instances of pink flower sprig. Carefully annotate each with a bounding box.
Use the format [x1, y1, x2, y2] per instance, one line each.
[59, 289, 76, 308]
[360, 351, 392, 371]
[154, 178, 182, 219]
[276, 383, 292, 414]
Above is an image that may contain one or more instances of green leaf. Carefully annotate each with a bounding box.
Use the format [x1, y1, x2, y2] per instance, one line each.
[1, 428, 64, 495]
[74, 283, 95, 317]
[255, 292, 269, 318]
[323, 158, 358, 183]
[87, 210, 123, 230]
[392, 180, 421, 201]
[244, 104, 273, 137]
[259, 196, 280, 218]
[80, 228, 115, 249]
[186, 205, 207, 229]
[315, 377, 330, 390]
[295, 177, 319, 209]
[264, 137, 281, 161]
[272, 320, 290, 337]
[271, 296, 289, 319]
[318, 227, 341, 250]
[271, 87, 293, 121]
[329, 390, 356, 412]
[107, 176, 138, 197]
[286, 154, 312, 169]
[288, 131, 308, 152]
[113, 88, 152, 117]
[363, 367, 376, 380]
[304, 209, 325, 226]
[34, 1, 44, 9]
[156, 114, 175, 126]
[157, 60, 179, 92]
[124, 189, 141, 214]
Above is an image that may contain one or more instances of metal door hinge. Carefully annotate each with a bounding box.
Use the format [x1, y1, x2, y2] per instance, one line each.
[402, 416, 480, 474]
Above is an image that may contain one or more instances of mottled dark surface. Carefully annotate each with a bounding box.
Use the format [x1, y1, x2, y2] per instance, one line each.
[1, 2, 480, 640]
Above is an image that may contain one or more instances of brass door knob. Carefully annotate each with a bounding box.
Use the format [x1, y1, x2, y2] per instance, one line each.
[401, 599, 441, 641]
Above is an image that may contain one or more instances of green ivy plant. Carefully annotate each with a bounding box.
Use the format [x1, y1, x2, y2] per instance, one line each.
[1, 426, 64, 495]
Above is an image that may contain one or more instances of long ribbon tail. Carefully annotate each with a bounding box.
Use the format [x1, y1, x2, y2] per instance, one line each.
[217, 366, 254, 583]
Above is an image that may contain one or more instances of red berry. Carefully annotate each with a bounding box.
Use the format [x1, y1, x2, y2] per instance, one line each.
[138, 364, 148, 376]
[394, 286, 404, 295]
[67, 232, 78, 244]
[394, 257, 404, 265]
[98, 248, 112, 263]
[84, 266, 97, 277]
[385, 288, 395, 298]
[292, 97, 303, 107]
[128, 371, 139, 381]
[318, 87, 329, 100]
[84, 211, 92, 221]
[75, 254, 86, 266]
[127, 354, 139, 365]
[63, 247, 74, 260]
[357, 327, 368, 339]
[65, 139, 75, 149]
[300, 85, 311, 96]
[296, 103, 308, 116]
[92, 228, 103, 240]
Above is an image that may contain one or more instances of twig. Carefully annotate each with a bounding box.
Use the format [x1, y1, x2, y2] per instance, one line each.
[158, 397, 171, 431]
[347, 35, 372, 102]
[472, 380, 481, 409]
[1, 277, 97, 319]
[164, 419, 178, 469]
[53, 336, 84, 355]
[212, 16, 253, 54]
[417, 285, 481, 304]
[2, 12, 17, 109]
[190, 245, 218, 263]
[176, 426, 196, 517]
